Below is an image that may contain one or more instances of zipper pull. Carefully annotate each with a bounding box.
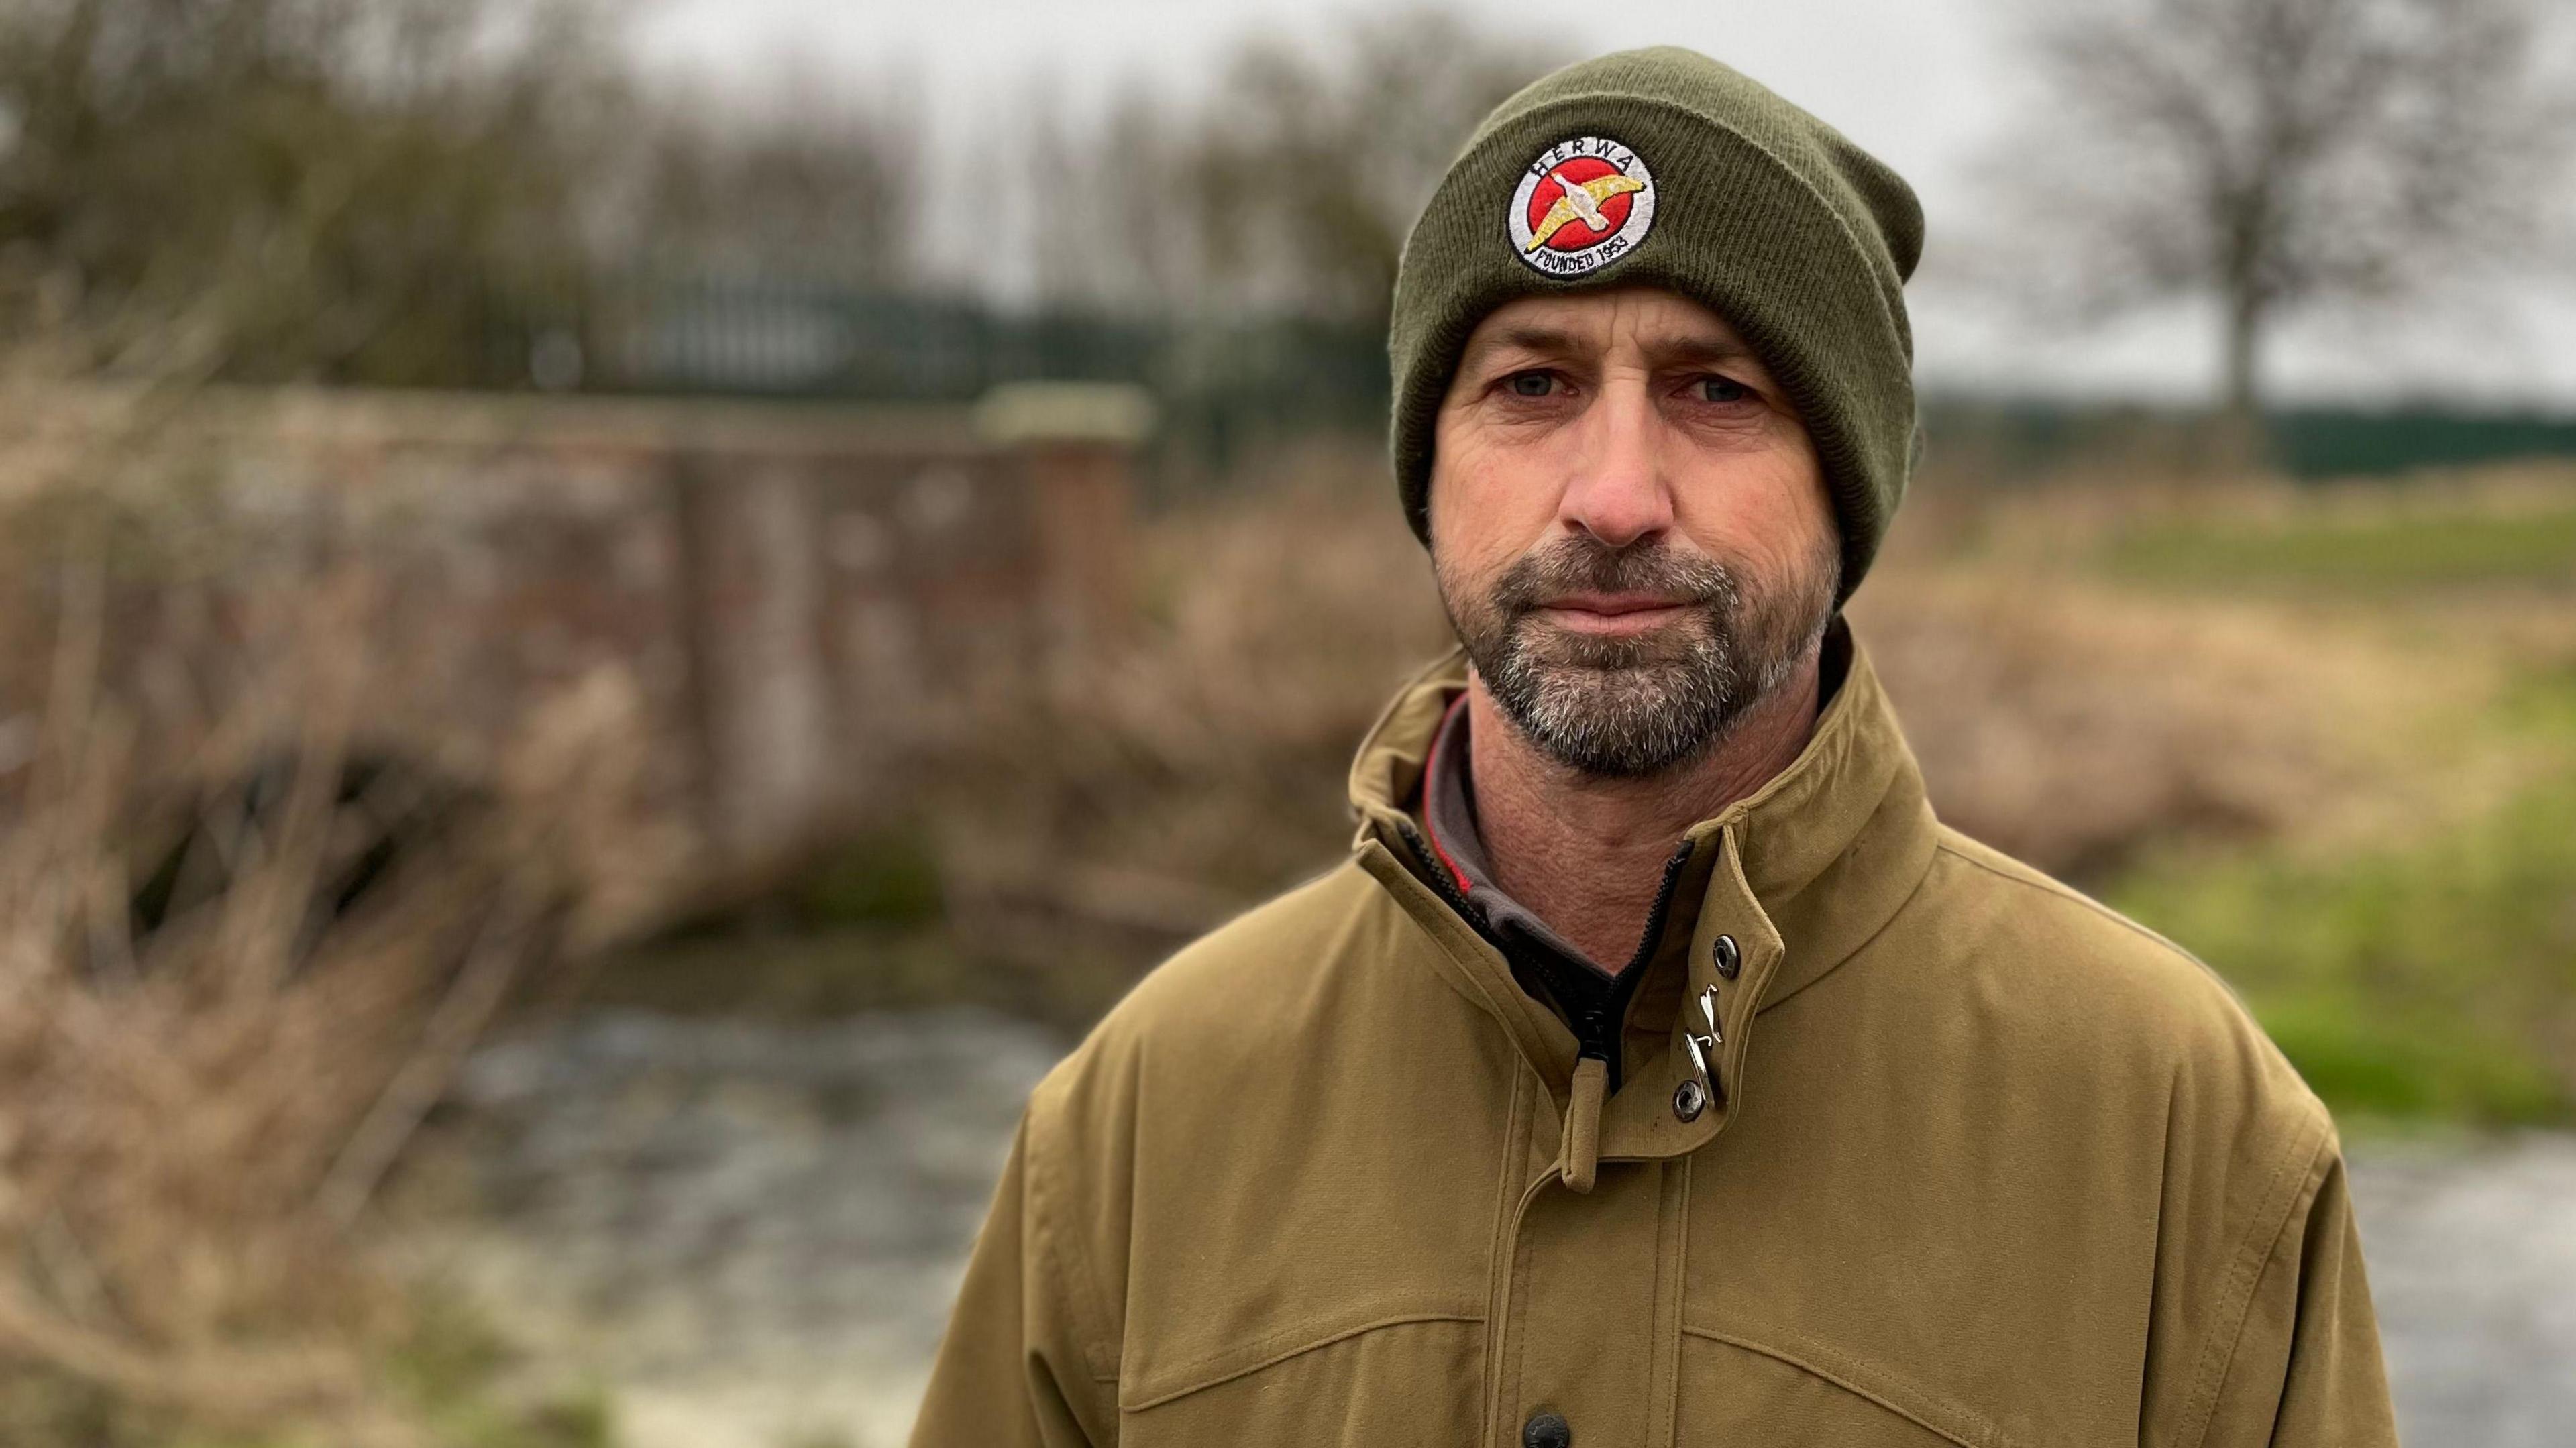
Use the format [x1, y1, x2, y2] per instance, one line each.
[1561, 1054, 1608, 1194]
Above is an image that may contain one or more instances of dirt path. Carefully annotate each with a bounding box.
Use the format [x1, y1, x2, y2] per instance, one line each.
[426, 1009, 2576, 1448]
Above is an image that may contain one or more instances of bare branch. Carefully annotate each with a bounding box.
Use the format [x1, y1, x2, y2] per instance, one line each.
[1977, 0, 2576, 412]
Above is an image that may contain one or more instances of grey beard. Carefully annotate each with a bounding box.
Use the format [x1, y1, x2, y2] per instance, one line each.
[1442, 535, 1835, 778]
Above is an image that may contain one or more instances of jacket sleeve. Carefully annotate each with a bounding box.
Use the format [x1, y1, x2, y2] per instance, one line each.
[909, 1110, 1119, 1447]
[2194, 1138, 2398, 1447]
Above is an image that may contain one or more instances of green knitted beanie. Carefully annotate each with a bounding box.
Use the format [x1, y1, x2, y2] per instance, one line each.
[1389, 46, 1924, 604]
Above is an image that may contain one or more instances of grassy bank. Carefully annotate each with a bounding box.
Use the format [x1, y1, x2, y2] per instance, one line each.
[2084, 475, 2576, 1123]
[2113, 756, 2575, 1123]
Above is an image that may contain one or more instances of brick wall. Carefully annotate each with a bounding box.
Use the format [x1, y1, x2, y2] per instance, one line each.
[0, 384, 1143, 891]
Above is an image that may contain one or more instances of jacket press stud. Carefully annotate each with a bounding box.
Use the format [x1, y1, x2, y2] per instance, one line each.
[1712, 932, 1741, 979]
[1672, 1078, 1707, 1122]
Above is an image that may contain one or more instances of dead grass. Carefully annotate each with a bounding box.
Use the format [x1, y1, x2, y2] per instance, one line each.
[0, 404, 682, 1444]
[1852, 554, 2474, 879]
[929, 453, 1452, 915]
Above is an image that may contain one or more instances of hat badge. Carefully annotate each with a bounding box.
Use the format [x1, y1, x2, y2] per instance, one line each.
[1507, 136, 1656, 277]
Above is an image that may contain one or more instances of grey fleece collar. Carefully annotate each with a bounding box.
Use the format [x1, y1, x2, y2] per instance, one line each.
[1419, 693, 1628, 982]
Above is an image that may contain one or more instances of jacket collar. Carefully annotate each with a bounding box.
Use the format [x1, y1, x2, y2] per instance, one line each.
[1346, 618, 1941, 1163]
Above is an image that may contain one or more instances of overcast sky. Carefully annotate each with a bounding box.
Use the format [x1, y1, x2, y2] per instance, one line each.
[629, 0, 2576, 410]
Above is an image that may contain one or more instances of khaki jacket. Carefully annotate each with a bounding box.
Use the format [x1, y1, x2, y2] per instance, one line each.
[912, 634, 2396, 1447]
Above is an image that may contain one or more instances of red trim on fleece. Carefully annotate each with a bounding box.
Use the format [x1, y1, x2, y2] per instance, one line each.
[1419, 692, 1476, 897]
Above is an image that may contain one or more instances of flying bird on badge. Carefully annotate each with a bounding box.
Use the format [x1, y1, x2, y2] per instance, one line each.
[1522, 166, 1649, 253]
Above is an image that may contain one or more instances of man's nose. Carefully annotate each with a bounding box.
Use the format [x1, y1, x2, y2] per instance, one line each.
[1557, 382, 1672, 549]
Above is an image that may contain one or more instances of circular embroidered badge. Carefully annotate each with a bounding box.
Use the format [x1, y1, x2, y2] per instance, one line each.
[1507, 135, 1656, 277]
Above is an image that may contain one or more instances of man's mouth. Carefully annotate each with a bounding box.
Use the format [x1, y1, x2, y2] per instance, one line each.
[1529, 592, 1696, 635]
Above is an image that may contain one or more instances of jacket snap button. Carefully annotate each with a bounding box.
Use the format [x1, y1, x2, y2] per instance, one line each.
[1673, 1078, 1708, 1122]
[1712, 933, 1741, 979]
[1522, 1410, 1572, 1448]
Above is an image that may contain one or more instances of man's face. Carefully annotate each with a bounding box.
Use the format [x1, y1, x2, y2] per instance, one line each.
[1428, 286, 1841, 777]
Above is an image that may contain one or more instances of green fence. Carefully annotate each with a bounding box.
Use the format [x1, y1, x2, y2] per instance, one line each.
[481, 271, 1388, 477]
[2265, 407, 2576, 478]
[482, 272, 2576, 483]
[1917, 396, 2576, 482]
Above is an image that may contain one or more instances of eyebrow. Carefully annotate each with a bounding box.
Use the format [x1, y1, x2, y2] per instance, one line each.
[1646, 335, 1760, 370]
[1459, 325, 1587, 372]
[1458, 324, 1764, 376]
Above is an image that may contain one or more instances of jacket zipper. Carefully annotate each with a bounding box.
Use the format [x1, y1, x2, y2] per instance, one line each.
[1392, 816, 1696, 1091]
[1585, 838, 1698, 1087]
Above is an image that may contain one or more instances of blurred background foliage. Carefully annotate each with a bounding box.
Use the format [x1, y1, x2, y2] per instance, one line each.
[0, 1, 2570, 1446]
[0, 0, 623, 384]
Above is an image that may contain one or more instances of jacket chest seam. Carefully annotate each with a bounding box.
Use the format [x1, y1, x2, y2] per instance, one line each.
[1652, 1156, 1691, 1446]
[1483, 1137, 1696, 1446]
[1490, 1077, 1548, 1445]
[1480, 1061, 1531, 1435]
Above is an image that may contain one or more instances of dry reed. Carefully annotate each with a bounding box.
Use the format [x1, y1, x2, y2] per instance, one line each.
[0, 398, 680, 1443]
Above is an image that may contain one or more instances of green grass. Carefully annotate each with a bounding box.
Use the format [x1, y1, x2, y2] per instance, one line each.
[384, 1288, 619, 1448]
[0, 1289, 618, 1448]
[2110, 752, 2576, 1125]
[786, 824, 947, 929]
[2104, 502, 2576, 593]
[2096, 487, 2576, 1123]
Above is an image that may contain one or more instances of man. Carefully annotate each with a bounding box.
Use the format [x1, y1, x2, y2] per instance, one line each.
[914, 47, 2396, 1447]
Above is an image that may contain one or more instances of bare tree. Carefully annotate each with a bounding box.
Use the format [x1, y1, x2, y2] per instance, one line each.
[1187, 12, 1561, 322]
[613, 67, 924, 284]
[1026, 11, 1561, 322]
[0, 0, 628, 385]
[1023, 82, 1208, 315]
[1986, 0, 2575, 421]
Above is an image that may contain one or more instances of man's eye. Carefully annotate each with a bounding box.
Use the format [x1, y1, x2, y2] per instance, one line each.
[1507, 371, 1556, 398]
[1698, 376, 1752, 403]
